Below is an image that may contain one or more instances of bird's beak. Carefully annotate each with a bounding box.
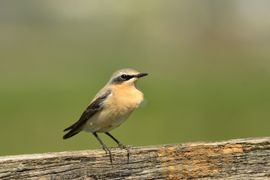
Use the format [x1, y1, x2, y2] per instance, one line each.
[136, 73, 148, 78]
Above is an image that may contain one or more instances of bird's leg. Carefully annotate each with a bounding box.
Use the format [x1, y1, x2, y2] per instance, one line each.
[105, 132, 130, 163]
[93, 132, 113, 164]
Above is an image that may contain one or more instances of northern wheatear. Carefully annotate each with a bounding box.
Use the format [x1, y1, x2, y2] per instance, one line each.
[63, 68, 148, 163]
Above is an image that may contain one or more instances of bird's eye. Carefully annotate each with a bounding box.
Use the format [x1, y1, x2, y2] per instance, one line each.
[120, 74, 128, 80]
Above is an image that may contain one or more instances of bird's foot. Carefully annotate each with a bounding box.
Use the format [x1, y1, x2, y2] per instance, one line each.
[102, 145, 113, 165]
[118, 143, 131, 163]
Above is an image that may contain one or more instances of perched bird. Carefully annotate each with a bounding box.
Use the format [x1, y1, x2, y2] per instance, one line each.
[63, 68, 148, 163]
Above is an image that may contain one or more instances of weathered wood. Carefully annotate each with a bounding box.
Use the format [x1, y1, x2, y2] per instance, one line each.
[1, 137, 270, 179]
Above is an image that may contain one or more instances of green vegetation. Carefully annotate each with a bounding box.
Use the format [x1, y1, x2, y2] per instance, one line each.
[0, 1, 270, 155]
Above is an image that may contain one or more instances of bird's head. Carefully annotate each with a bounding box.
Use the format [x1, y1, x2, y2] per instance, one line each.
[109, 68, 148, 86]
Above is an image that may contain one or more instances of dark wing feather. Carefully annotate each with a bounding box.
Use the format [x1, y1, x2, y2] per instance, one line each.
[63, 90, 111, 139]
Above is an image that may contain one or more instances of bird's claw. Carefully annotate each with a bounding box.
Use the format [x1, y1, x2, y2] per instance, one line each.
[102, 145, 113, 164]
[118, 143, 131, 163]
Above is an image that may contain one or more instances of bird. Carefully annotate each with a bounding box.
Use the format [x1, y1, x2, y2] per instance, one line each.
[63, 68, 148, 163]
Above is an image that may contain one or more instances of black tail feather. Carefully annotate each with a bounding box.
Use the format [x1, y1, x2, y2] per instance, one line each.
[63, 126, 73, 132]
[63, 130, 79, 139]
[63, 122, 78, 132]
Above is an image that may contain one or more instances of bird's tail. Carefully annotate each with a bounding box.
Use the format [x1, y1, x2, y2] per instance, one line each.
[63, 121, 81, 139]
[63, 130, 79, 139]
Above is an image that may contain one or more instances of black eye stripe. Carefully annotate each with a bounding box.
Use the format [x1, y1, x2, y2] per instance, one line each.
[112, 74, 135, 84]
[121, 74, 130, 79]
[120, 74, 134, 80]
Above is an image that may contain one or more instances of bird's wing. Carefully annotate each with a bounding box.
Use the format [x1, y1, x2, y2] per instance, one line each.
[63, 89, 111, 139]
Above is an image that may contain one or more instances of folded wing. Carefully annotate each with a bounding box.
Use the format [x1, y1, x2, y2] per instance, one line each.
[63, 90, 111, 139]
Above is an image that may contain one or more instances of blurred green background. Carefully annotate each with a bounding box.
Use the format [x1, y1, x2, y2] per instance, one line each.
[1, 1, 270, 156]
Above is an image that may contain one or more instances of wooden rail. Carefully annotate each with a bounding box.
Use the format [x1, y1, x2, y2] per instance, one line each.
[1, 137, 270, 179]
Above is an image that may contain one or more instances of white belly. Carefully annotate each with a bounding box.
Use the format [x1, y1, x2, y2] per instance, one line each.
[83, 107, 133, 132]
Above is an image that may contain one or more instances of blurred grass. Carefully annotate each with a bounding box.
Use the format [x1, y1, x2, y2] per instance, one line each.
[1, 1, 270, 155]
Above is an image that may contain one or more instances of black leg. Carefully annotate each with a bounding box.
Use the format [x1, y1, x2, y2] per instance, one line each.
[93, 132, 113, 164]
[105, 132, 130, 163]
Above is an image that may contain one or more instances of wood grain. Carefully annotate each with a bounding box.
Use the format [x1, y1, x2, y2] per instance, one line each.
[1, 137, 270, 179]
